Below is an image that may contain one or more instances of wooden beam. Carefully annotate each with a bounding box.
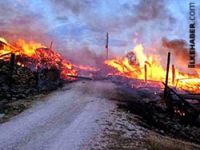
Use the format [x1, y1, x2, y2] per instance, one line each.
[67, 75, 92, 80]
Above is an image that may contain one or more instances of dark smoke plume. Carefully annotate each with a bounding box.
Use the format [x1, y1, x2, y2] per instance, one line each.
[162, 38, 189, 67]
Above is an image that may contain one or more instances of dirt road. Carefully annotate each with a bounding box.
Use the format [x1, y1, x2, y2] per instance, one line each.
[0, 81, 117, 150]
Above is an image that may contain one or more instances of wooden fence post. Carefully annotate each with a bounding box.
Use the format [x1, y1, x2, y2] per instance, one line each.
[144, 64, 147, 82]
[9, 53, 15, 100]
[164, 52, 171, 99]
[172, 64, 175, 85]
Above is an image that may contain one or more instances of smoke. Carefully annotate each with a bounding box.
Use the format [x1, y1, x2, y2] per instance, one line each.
[49, 0, 96, 16]
[126, 0, 174, 23]
[66, 48, 104, 67]
[124, 0, 176, 45]
[0, 0, 51, 45]
[0, 0, 198, 67]
[162, 38, 189, 68]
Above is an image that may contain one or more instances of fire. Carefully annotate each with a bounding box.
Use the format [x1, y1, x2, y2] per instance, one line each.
[16, 39, 44, 57]
[0, 37, 77, 80]
[105, 44, 200, 93]
[1, 36, 199, 93]
[105, 57, 140, 78]
[74, 64, 98, 72]
[0, 37, 8, 44]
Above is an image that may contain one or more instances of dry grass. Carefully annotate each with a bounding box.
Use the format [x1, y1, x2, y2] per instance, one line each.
[145, 135, 200, 150]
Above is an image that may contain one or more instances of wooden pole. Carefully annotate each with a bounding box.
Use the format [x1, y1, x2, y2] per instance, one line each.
[10, 53, 15, 67]
[164, 52, 171, 98]
[172, 64, 175, 85]
[50, 41, 53, 50]
[144, 64, 147, 82]
[9, 53, 15, 100]
[105, 32, 109, 60]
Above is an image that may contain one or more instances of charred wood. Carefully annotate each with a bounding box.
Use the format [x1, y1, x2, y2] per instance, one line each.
[163, 82, 199, 124]
[164, 52, 171, 99]
[67, 75, 92, 80]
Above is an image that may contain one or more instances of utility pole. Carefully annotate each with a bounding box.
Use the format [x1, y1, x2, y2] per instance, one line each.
[105, 32, 109, 60]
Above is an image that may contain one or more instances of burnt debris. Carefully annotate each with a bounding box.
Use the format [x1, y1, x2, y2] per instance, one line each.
[0, 58, 63, 114]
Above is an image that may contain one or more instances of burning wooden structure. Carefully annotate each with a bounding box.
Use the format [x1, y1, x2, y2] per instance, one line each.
[0, 38, 79, 101]
[0, 36, 200, 124]
[104, 46, 200, 124]
[0, 38, 77, 80]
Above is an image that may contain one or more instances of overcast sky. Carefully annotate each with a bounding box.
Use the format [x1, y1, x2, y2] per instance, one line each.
[0, 0, 199, 60]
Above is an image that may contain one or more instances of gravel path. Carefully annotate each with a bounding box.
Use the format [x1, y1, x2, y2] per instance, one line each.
[0, 81, 117, 150]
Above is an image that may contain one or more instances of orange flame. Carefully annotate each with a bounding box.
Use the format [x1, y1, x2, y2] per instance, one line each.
[74, 64, 98, 72]
[16, 39, 44, 57]
[0, 37, 77, 80]
[105, 44, 200, 93]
